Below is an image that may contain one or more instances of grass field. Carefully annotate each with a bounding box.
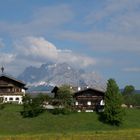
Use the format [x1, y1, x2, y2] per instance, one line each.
[0, 104, 139, 139]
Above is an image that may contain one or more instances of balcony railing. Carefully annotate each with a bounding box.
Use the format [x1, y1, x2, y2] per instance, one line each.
[74, 105, 96, 110]
[0, 92, 24, 95]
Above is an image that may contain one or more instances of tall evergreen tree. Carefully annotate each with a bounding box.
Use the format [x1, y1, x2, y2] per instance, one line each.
[103, 79, 124, 126]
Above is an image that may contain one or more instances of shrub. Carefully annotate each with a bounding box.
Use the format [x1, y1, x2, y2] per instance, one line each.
[21, 94, 45, 118]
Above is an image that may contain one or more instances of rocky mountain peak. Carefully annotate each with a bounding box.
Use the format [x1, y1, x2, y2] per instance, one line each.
[18, 62, 106, 91]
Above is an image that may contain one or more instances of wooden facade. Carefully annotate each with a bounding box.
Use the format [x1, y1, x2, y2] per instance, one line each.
[73, 88, 105, 112]
[0, 74, 27, 104]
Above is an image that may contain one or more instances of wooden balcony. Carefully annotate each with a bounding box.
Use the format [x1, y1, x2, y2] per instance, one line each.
[0, 92, 24, 95]
[74, 104, 96, 110]
[0, 84, 14, 87]
[76, 96, 103, 100]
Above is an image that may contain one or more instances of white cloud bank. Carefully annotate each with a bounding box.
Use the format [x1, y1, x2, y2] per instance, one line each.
[0, 1, 140, 77]
[14, 36, 96, 68]
[0, 36, 96, 75]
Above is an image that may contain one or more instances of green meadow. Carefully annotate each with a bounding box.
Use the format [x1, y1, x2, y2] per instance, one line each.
[0, 104, 139, 139]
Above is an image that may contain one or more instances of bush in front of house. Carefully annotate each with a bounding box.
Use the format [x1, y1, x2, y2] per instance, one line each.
[21, 94, 45, 118]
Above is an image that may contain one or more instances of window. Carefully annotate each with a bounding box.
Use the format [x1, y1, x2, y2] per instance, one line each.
[75, 101, 78, 105]
[87, 101, 91, 106]
[5, 98, 7, 101]
[9, 97, 13, 101]
[16, 89, 19, 92]
[100, 100, 105, 106]
[16, 97, 19, 101]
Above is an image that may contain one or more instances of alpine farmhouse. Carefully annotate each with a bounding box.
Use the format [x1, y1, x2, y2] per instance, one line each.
[73, 88, 105, 112]
[52, 86, 105, 112]
[0, 67, 27, 104]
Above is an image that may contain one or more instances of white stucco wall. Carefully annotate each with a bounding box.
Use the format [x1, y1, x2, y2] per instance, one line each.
[1, 95, 23, 104]
[22, 89, 25, 93]
[0, 88, 26, 104]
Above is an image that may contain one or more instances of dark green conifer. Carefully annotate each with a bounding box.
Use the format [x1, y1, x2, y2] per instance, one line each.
[103, 79, 124, 126]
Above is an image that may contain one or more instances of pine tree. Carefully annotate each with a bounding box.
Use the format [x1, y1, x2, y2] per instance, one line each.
[103, 79, 124, 126]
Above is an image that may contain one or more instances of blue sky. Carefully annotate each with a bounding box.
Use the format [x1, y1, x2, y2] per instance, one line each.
[0, 0, 140, 89]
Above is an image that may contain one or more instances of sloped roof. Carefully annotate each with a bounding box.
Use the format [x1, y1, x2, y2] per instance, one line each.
[0, 73, 26, 86]
[74, 87, 105, 97]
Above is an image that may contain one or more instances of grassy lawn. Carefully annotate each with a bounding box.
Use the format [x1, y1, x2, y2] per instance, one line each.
[0, 104, 139, 139]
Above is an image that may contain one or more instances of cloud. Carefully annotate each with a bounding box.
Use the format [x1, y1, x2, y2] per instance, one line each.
[32, 4, 74, 25]
[56, 0, 138, 53]
[54, 1, 140, 53]
[0, 4, 74, 37]
[0, 53, 15, 64]
[14, 36, 59, 61]
[123, 67, 140, 72]
[14, 36, 96, 68]
[0, 36, 96, 75]
[85, 0, 140, 25]
[58, 52, 96, 68]
[0, 1, 140, 78]
[1, 1, 140, 53]
[57, 31, 140, 52]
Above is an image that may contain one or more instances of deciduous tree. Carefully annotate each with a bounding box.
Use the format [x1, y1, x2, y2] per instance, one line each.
[57, 85, 73, 107]
[123, 85, 135, 106]
[123, 85, 135, 96]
